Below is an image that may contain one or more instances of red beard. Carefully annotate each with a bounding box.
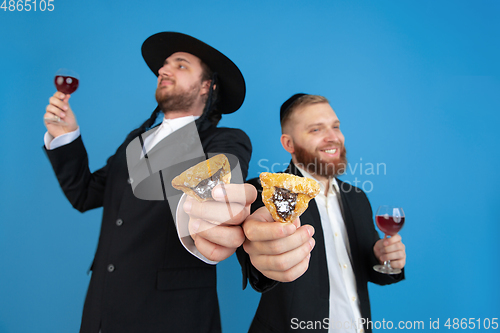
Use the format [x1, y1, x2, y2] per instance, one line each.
[294, 143, 348, 177]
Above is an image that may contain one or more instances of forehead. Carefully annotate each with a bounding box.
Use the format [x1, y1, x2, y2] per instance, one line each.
[291, 102, 339, 126]
[165, 52, 202, 65]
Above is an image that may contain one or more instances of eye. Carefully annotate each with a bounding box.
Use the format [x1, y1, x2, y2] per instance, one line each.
[179, 64, 187, 69]
[310, 128, 320, 133]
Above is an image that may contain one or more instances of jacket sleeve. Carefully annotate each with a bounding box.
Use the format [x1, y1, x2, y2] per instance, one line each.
[44, 135, 111, 213]
[202, 128, 252, 181]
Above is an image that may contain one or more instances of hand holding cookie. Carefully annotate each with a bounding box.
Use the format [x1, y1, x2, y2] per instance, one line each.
[242, 206, 315, 282]
[241, 172, 320, 282]
[173, 154, 257, 262]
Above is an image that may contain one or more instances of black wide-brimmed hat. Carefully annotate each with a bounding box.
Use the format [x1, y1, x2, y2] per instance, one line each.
[141, 32, 245, 114]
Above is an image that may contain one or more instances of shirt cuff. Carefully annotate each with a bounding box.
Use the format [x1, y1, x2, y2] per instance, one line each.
[175, 193, 219, 265]
[44, 127, 81, 150]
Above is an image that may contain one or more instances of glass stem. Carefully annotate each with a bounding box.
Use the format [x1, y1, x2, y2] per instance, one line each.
[384, 234, 391, 268]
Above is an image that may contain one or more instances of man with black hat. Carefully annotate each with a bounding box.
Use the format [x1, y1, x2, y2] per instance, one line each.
[43, 32, 255, 333]
[238, 94, 406, 333]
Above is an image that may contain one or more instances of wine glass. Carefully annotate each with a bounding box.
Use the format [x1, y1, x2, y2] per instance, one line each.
[373, 205, 405, 274]
[44, 68, 79, 126]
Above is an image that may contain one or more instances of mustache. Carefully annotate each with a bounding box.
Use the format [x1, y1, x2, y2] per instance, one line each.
[159, 77, 175, 85]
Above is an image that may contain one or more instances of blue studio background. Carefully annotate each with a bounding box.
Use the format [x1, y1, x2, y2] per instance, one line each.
[1, 1, 499, 332]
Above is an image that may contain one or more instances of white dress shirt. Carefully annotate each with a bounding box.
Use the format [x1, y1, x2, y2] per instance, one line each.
[296, 166, 363, 333]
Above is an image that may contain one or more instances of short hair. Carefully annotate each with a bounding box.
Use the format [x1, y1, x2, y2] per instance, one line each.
[281, 94, 329, 131]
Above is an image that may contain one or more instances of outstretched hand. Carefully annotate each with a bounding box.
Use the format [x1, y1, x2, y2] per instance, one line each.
[184, 183, 257, 262]
[242, 207, 315, 282]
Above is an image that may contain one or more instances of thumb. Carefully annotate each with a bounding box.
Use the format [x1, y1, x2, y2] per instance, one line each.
[292, 216, 301, 229]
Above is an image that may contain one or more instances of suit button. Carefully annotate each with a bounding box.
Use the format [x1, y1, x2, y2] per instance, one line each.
[128, 177, 133, 184]
[116, 219, 123, 226]
[107, 264, 115, 272]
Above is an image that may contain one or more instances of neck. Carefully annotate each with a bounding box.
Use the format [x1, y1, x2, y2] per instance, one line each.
[162, 106, 204, 120]
[162, 111, 198, 120]
[292, 157, 331, 194]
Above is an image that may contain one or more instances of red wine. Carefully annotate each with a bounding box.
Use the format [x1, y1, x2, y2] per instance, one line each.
[54, 75, 79, 94]
[376, 215, 405, 236]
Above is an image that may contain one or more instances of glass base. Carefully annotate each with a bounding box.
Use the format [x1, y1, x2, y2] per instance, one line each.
[44, 116, 68, 126]
[373, 263, 401, 275]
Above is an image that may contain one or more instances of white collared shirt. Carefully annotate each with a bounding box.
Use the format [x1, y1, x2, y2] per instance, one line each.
[296, 166, 363, 333]
[141, 116, 199, 155]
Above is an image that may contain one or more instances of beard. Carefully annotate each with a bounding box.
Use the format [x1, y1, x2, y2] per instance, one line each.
[294, 142, 348, 178]
[155, 79, 201, 114]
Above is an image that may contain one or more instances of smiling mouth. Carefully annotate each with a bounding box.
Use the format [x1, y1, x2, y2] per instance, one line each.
[322, 148, 338, 154]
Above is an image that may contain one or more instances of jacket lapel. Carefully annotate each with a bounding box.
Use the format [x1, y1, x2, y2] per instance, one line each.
[336, 179, 361, 274]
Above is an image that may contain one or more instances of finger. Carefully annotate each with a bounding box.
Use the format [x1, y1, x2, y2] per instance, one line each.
[49, 95, 69, 112]
[260, 253, 311, 283]
[387, 258, 406, 269]
[192, 235, 236, 262]
[383, 234, 402, 246]
[243, 207, 303, 241]
[380, 241, 405, 255]
[189, 218, 245, 249]
[184, 196, 248, 225]
[380, 249, 406, 263]
[46, 103, 67, 119]
[249, 236, 315, 273]
[243, 224, 314, 256]
[212, 183, 257, 206]
[244, 220, 297, 242]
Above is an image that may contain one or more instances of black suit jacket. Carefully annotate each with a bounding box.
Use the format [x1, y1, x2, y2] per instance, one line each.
[45, 124, 251, 333]
[237, 162, 404, 333]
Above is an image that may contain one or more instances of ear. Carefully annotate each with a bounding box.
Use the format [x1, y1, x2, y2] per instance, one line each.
[280, 134, 295, 154]
[200, 80, 213, 96]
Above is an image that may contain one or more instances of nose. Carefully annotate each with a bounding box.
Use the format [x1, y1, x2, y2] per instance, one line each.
[158, 63, 172, 77]
[324, 128, 342, 143]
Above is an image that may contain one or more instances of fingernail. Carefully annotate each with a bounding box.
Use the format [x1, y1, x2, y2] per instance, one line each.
[191, 219, 200, 233]
[212, 187, 224, 200]
[309, 238, 315, 249]
[183, 199, 192, 213]
[306, 225, 315, 237]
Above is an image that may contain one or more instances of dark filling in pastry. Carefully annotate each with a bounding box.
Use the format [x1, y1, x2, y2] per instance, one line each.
[192, 168, 223, 200]
[272, 187, 297, 220]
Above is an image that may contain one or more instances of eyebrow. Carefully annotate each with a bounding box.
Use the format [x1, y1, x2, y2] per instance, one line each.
[306, 123, 324, 129]
[305, 120, 340, 128]
[163, 57, 191, 65]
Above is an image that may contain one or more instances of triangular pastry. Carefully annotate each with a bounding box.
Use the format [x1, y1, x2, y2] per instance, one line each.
[172, 154, 231, 202]
[260, 172, 320, 223]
